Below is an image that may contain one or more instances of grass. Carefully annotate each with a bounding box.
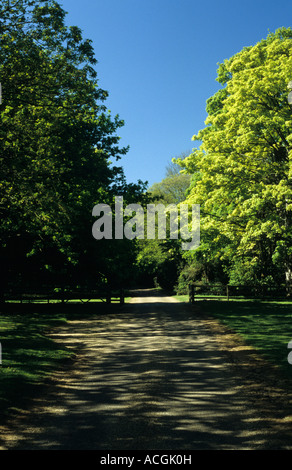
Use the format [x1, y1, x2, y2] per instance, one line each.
[0, 298, 130, 417]
[3, 292, 291, 419]
[175, 294, 292, 377]
[0, 307, 75, 417]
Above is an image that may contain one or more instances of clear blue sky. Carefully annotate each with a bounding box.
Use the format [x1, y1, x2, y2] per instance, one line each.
[59, 0, 291, 188]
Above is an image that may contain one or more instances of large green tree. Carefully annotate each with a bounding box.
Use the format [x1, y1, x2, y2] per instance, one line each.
[134, 160, 189, 290]
[176, 28, 292, 286]
[148, 159, 191, 205]
[0, 0, 143, 292]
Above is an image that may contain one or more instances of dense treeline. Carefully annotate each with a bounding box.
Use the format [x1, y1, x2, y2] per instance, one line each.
[2, 3, 292, 297]
[174, 27, 292, 291]
[0, 0, 146, 295]
[139, 28, 292, 293]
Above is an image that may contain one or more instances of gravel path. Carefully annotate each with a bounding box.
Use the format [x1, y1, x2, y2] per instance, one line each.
[0, 289, 292, 450]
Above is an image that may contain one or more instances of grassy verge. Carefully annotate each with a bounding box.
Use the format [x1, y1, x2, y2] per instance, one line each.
[0, 307, 75, 417]
[175, 295, 292, 377]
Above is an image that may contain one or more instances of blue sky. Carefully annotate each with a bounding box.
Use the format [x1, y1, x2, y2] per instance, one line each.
[60, 0, 291, 188]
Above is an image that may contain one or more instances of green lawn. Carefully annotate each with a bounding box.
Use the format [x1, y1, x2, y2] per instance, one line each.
[0, 299, 129, 417]
[175, 295, 292, 377]
[0, 309, 74, 416]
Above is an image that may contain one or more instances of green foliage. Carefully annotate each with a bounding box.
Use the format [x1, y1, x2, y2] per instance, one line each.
[134, 160, 189, 289]
[175, 262, 206, 294]
[176, 28, 292, 286]
[148, 173, 191, 205]
[0, 0, 145, 291]
[147, 159, 191, 205]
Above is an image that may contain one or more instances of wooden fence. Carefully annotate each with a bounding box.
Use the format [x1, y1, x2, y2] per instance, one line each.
[2, 287, 125, 305]
[188, 283, 291, 303]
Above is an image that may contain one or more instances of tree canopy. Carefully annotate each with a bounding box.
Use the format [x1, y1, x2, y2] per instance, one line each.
[2, 6, 292, 295]
[148, 158, 191, 205]
[176, 28, 292, 286]
[0, 0, 145, 292]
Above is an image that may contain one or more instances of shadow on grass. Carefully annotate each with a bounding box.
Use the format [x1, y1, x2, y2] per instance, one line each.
[0, 301, 125, 419]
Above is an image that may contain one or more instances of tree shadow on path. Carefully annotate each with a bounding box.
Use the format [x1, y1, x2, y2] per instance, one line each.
[0, 290, 292, 450]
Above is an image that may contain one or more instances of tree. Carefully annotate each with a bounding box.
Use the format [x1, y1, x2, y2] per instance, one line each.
[134, 158, 190, 290]
[148, 157, 191, 204]
[0, 0, 144, 292]
[176, 28, 292, 286]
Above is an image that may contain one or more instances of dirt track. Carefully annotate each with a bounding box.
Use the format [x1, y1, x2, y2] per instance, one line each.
[0, 289, 292, 450]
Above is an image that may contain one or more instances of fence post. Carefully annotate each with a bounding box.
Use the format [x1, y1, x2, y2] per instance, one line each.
[226, 285, 229, 301]
[120, 289, 124, 305]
